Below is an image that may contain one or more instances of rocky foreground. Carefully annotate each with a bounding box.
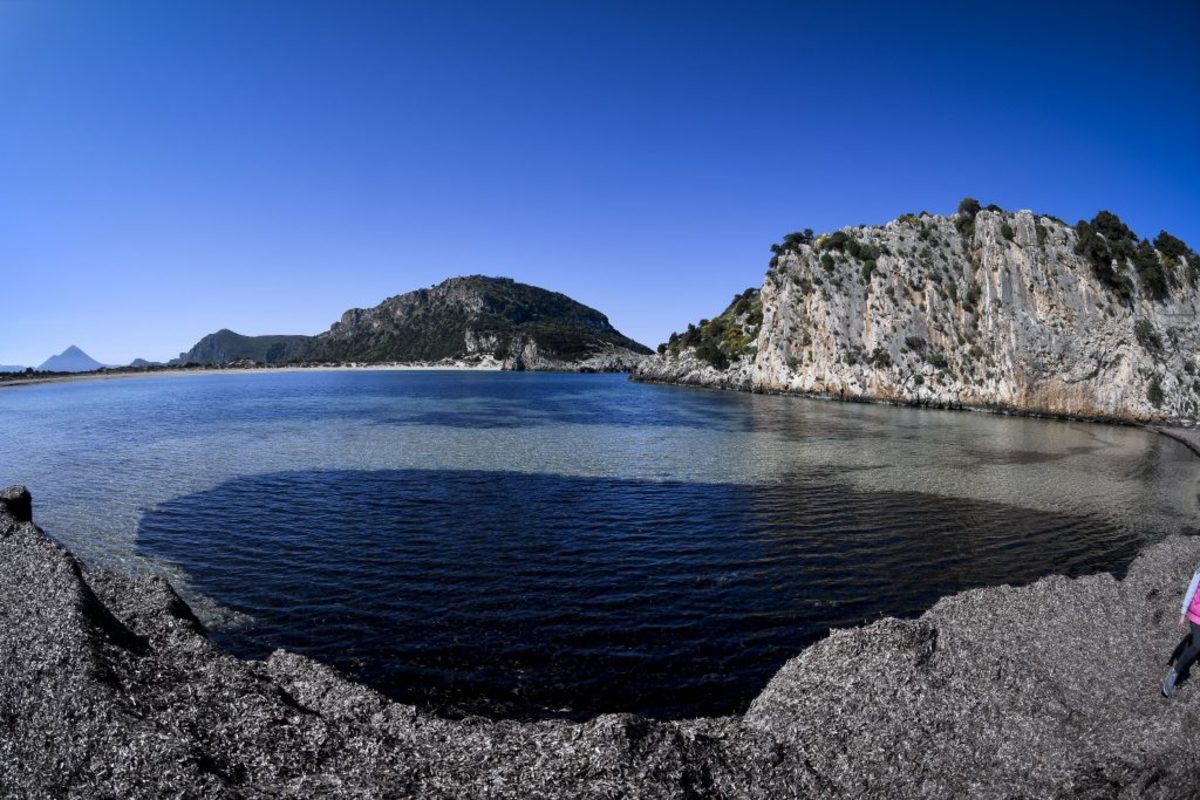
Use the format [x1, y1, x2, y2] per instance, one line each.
[2, 485, 1199, 798]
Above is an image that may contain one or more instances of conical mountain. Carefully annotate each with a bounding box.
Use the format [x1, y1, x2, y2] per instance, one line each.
[38, 346, 103, 373]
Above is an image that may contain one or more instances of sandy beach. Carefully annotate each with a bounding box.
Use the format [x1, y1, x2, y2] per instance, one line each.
[0, 360, 506, 391]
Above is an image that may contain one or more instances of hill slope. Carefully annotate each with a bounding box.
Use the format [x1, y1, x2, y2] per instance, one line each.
[175, 276, 650, 371]
[636, 202, 1200, 422]
[174, 330, 313, 365]
[315, 276, 649, 369]
[37, 346, 102, 373]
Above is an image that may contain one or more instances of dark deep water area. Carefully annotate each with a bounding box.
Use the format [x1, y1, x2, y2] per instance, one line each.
[1, 370, 1196, 719]
[138, 468, 1138, 719]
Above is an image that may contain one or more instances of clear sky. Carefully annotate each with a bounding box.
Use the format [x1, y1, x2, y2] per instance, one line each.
[2, 1, 1198, 366]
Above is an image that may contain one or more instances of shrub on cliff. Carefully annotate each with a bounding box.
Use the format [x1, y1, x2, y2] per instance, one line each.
[1075, 213, 1135, 301]
[861, 259, 877, 282]
[955, 198, 981, 243]
[1148, 375, 1164, 408]
[1153, 230, 1200, 284]
[770, 229, 815, 255]
[1131, 240, 1170, 300]
[819, 231, 851, 253]
[869, 347, 892, 368]
[1134, 319, 1162, 352]
[1001, 222, 1015, 241]
[1154, 230, 1190, 261]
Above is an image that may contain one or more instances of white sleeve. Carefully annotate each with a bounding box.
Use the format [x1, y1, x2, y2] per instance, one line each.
[1181, 572, 1200, 616]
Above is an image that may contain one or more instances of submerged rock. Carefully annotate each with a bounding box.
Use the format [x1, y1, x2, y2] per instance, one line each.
[1, 486, 1197, 797]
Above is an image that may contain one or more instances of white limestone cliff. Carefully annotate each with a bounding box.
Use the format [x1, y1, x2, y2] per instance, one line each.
[637, 207, 1200, 422]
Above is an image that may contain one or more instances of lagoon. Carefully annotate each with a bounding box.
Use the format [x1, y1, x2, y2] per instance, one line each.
[0, 370, 1194, 718]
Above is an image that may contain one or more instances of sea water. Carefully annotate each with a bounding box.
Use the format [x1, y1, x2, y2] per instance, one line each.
[0, 370, 1195, 718]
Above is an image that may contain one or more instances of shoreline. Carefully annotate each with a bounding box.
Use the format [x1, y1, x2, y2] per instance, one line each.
[0, 360, 507, 390]
[632, 369, 1199, 429]
[2, 486, 1198, 796]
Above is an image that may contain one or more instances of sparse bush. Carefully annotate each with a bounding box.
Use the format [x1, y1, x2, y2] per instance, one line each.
[1154, 230, 1190, 260]
[955, 200, 979, 243]
[1075, 212, 1136, 300]
[927, 352, 948, 369]
[1134, 319, 1162, 351]
[905, 336, 926, 352]
[1132, 240, 1169, 299]
[1148, 375, 1164, 408]
[964, 282, 982, 308]
[820, 231, 851, 253]
[1001, 222, 1015, 241]
[869, 347, 892, 367]
[771, 229, 815, 255]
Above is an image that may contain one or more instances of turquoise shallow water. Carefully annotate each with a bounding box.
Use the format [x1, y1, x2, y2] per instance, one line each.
[0, 370, 1196, 717]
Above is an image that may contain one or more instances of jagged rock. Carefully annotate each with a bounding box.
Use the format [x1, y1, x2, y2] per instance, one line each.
[637, 208, 1200, 422]
[1, 485, 1198, 797]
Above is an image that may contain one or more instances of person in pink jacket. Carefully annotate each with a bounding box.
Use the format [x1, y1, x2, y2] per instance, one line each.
[1162, 568, 1200, 697]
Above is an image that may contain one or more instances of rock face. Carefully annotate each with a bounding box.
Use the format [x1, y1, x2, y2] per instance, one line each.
[37, 345, 103, 373]
[637, 207, 1200, 422]
[3, 484, 1200, 797]
[174, 276, 650, 371]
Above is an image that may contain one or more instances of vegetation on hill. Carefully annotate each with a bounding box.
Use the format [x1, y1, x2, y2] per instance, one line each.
[658, 287, 763, 369]
[173, 330, 313, 365]
[173, 277, 649, 368]
[320, 276, 651, 363]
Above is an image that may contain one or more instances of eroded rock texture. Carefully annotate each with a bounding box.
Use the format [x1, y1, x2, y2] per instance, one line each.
[638, 209, 1200, 422]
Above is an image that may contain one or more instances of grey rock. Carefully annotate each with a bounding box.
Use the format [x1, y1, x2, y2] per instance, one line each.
[2, 485, 1198, 797]
[637, 210, 1200, 422]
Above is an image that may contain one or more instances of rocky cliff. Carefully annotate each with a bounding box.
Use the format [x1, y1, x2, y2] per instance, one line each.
[3, 483, 1199, 797]
[637, 203, 1200, 422]
[175, 276, 649, 371]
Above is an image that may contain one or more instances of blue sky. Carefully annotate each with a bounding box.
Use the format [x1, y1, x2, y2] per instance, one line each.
[2, 1, 1198, 365]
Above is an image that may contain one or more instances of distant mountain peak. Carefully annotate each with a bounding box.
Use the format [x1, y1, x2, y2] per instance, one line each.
[38, 346, 103, 373]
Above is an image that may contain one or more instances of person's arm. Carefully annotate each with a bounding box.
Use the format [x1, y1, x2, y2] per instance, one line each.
[1180, 571, 1200, 627]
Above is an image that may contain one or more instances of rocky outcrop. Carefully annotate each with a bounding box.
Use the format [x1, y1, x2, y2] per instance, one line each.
[174, 277, 650, 371]
[3, 484, 1199, 797]
[637, 206, 1200, 422]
